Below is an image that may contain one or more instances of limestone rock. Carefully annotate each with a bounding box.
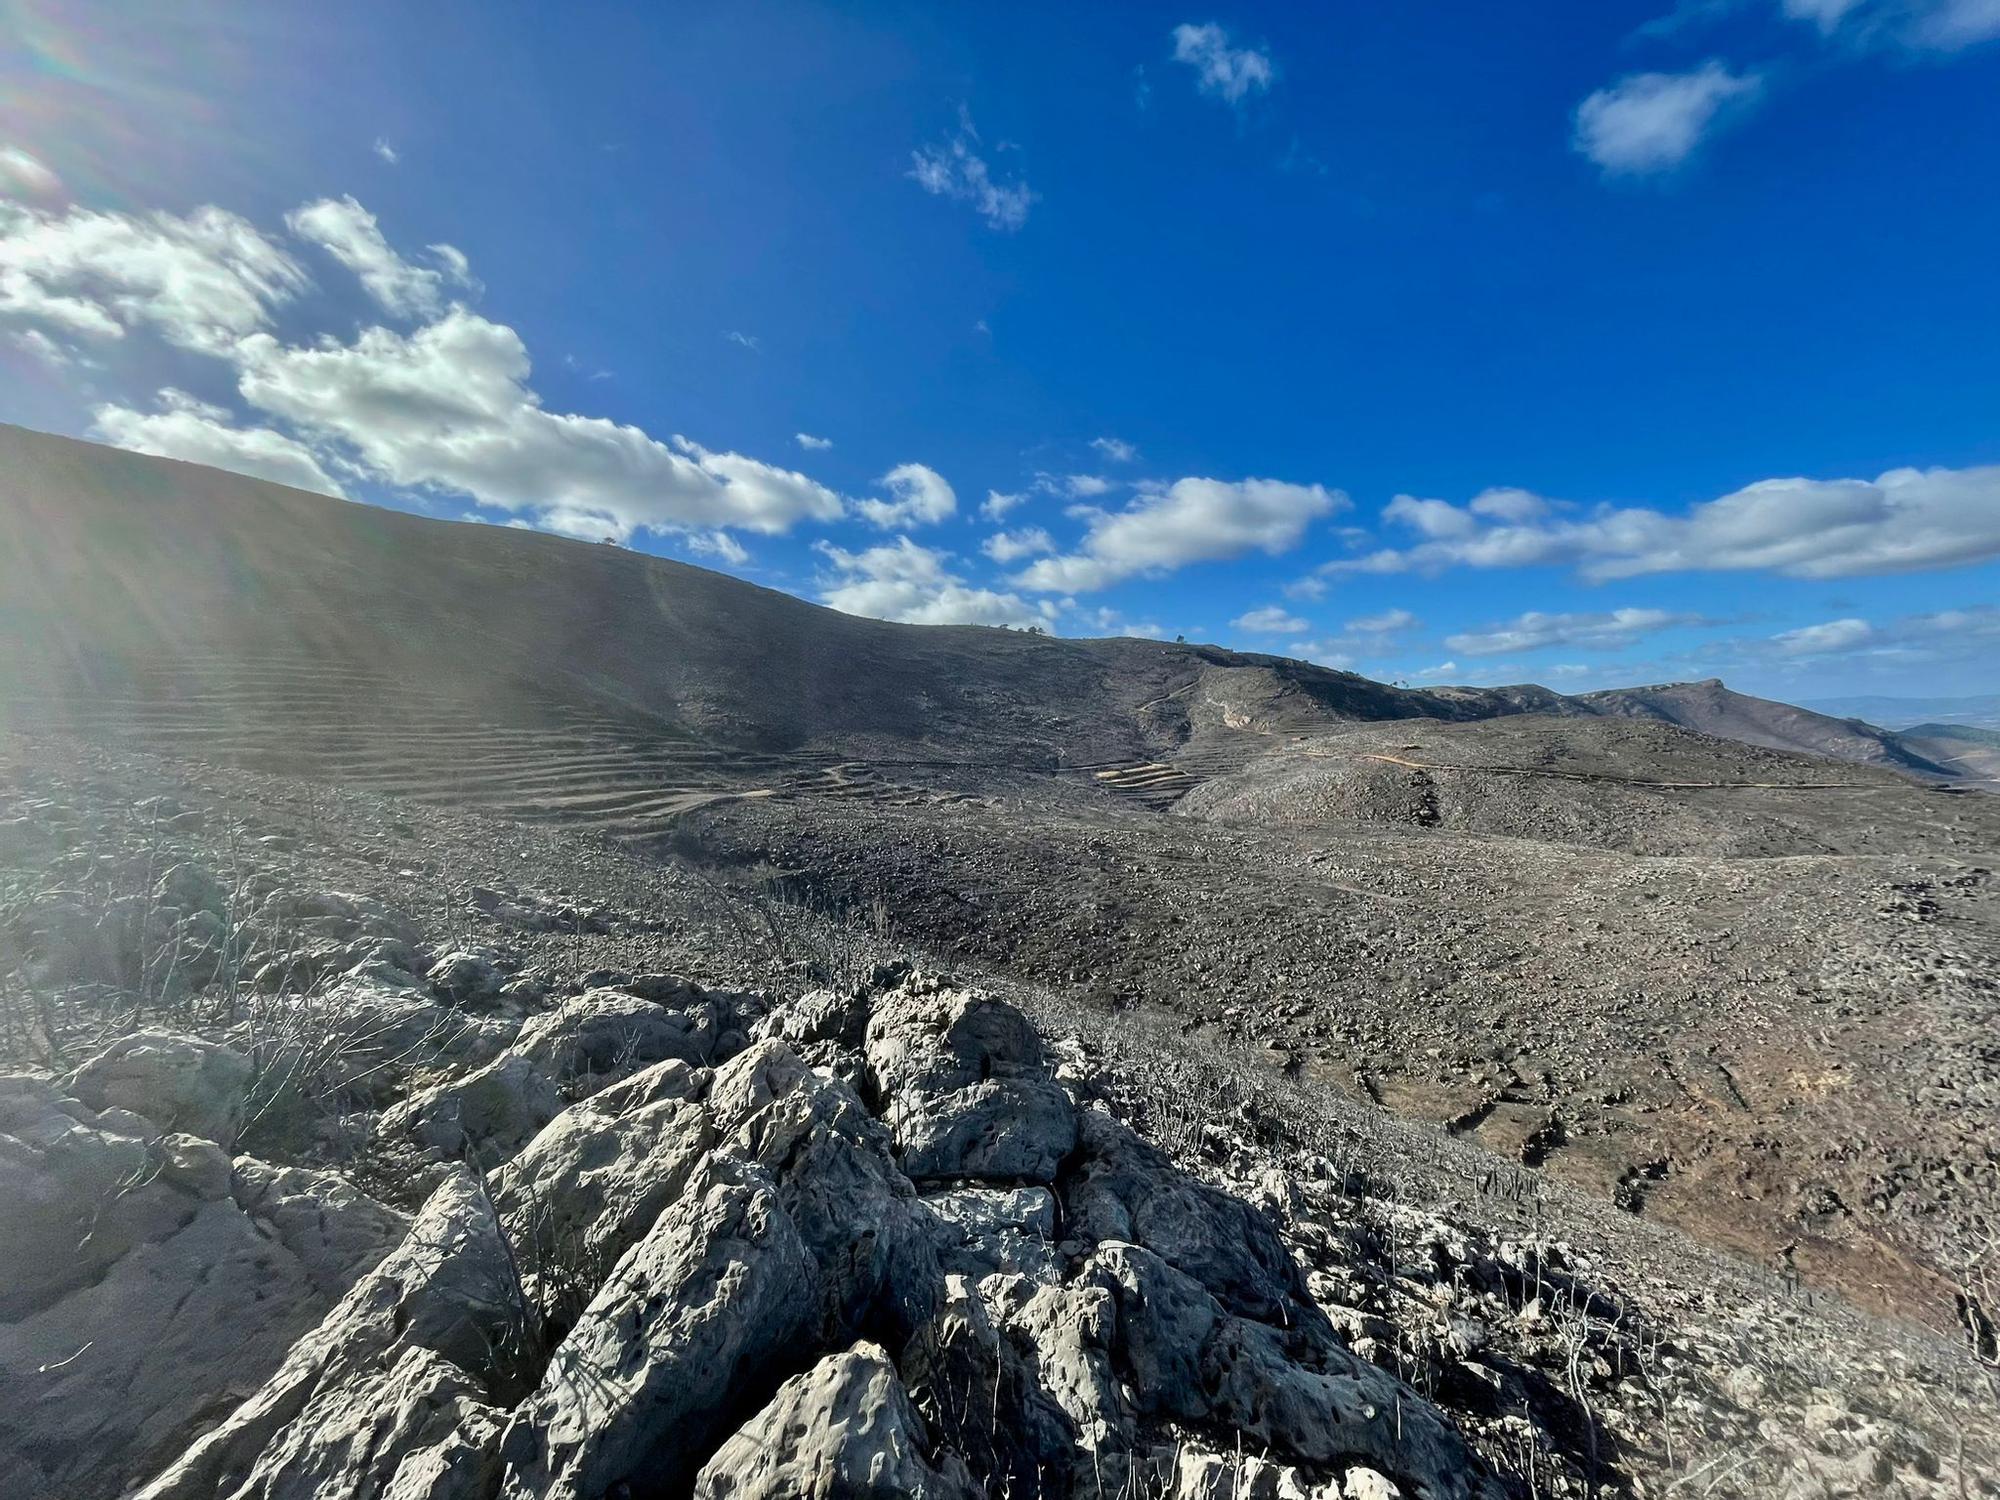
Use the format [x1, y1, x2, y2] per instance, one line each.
[67, 1029, 252, 1146]
[377, 1053, 562, 1163]
[498, 1157, 819, 1499]
[714, 1041, 944, 1342]
[486, 1057, 715, 1311]
[1064, 1109, 1306, 1322]
[863, 979, 1076, 1184]
[1087, 1242, 1493, 1500]
[926, 1184, 1062, 1280]
[511, 988, 719, 1083]
[693, 1341, 977, 1499]
[132, 1171, 518, 1500]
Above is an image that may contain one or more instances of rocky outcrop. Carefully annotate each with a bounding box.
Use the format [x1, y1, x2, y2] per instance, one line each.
[0, 1077, 405, 1500]
[692, 1341, 977, 1499]
[498, 1159, 818, 1498]
[66, 1029, 252, 1145]
[863, 974, 1077, 1183]
[102, 972, 1500, 1500]
[131, 1171, 518, 1500]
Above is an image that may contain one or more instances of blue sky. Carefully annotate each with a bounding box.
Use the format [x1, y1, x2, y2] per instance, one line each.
[2, 0, 1997, 700]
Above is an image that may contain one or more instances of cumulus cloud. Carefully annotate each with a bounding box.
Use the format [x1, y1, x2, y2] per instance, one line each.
[818, 537, 1046, 627]
[1770, 617, 1876, 656]
[1233, 604, 1309, 633]
[1035, 471, 1113, 499]
[1326, 466, 2000, 582]
[981, 489, 1027, 520]
[1346, 607, 1418, 634]
[91, 388, 345, 497]
[1016, 482, 1344, 600]
[1080, 606, 1167, 639]
[287, 196, 470, 318]
[856, 463, 957, 529]
[795, 432, 833, 451]
[9, 189, 857, 553]
[909, 114, 1035, 231]
[1445, 607, 1714, 657]
[686, 529, 750, 566]
[1573, 61, 1763, 175]
[1017, 476, 1346, 593]
[1411, 661, 1461, 681]
[982, 526, 1055, 564]
[233, 308, 845, 535]
[372, 138, 400, 165]
[0, 199, 306, 352]
[1091, 435, 1138, 463]
[0, 146, 63, 199]
[1170, 23, 1275, 104]
[1287, 640, 1357, 670]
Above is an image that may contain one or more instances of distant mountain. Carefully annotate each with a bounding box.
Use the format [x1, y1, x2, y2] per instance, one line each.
[1801, 693, 2000, 732]
[1573, 678, 1959, 779]
[1893, 722, 2000, 783]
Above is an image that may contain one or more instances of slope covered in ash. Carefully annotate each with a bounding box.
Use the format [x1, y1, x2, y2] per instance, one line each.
[1175, 715, 1962, 856]
[1896, 722, 2000, 784]
[0, 424, 1512, 773]
[1575, 678, 1955, 779]
[1, 747, 1990, 1500]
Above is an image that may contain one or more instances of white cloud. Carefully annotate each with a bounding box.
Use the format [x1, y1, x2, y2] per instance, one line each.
[856, 462, 957, 529]
[1233, 604, 1310, 633]
[909, 115, 1035, 231]
[1782, 0, 1868, 30]
[1912, 0, 2000, 47]
[1780, 0, 2000, 48]
[1287, 641, 1356, 670]
[233, 307, 846, 536]
[1091, 435, 1138, 463]
[1771, 617, 1875, 656]
[1170, 22, 1275, 104]
[91, 388, 345, 497]
[818, 537, 1044, 627]
[287, 196, 470, 319]
[1346, 607, 1418, 634]
[1017, 476, 1347, 592]
[795, 432, 833, 451]
[1468, 487, 1549, 522]
[0, 199, 306, 352]
[8, 326, 84, 367]
[724, 330, 761, 352]
[373, 138, 400, 165]
[1080, 606, 1167, 639]
[1573, 61, 1763, 175]
[982, 526, 1055, 563]
[686, 529, 750, 566]
[1329, 465, 2000, 582]
[0, 146, 63, 199]
[1445, 607, 1713, 657]
[1411, 661, 1461, 681]
[1035, 472, 1113, 499]
[1381, 494, 1481, 540]
[981, 489, 1027, 520]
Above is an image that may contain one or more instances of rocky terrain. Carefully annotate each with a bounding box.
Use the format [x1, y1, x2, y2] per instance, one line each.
[1, 744, 1994, 1500]
[3, 428, 1998, 1499]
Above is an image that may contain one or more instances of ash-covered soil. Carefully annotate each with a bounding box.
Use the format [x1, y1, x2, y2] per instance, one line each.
[1176, 715, 1990, 857]
[1, 737, 1994, 1500]
[680, 745, 2000, 1333]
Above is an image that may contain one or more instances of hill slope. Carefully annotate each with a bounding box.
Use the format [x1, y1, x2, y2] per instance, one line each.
[1575, 677, 1957, 778]
[0, 424, 1538, 771]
